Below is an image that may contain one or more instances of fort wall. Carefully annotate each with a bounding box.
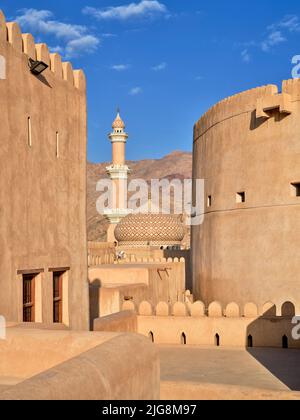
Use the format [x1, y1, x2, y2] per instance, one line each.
[113, 300, 300, 348]
[0, 10, 88, 329]
[88, 242, 116, 265]
[192, 80, 300, 307]
[0, 328, 159, 400]
[88, 260, 186, 321]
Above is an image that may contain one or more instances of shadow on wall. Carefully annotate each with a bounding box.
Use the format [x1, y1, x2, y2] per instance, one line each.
[249, 109, 290, 131]
[89, 279, 101, 330]
[36, 73, 52, 88]
[163, 249, 192, 291]
[246, 301, 300, 391]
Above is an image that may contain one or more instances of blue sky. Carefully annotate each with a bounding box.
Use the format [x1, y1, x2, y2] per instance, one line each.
[2, 1, 300, 162]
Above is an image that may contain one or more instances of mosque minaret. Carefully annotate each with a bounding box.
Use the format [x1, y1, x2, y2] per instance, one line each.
[104, 110, 131, 242]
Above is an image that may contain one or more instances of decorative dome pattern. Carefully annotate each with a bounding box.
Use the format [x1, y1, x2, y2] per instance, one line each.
[115, 213, 185, 247]
[112, 112, 125, 130]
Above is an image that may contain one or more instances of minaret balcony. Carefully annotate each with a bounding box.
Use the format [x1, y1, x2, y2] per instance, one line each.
[108, 133, 128, 143]
[103, 208, 132, 224]
[106, 164, 131, 179]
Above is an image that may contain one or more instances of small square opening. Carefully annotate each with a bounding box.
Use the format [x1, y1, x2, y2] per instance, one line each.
[236, 192, 246, 204]
[291, 183, 300, 197]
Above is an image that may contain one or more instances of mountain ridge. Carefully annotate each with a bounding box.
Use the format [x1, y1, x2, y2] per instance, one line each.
[87, 150, 192, 241]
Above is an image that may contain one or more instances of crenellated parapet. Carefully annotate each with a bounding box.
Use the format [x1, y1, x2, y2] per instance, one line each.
[256, 91, 292, 119]
[122, 299, 299, 318]
[194, 84, 277, 140]
[116, 256, 186, 265]
[282, 77, 300, 99]
[88, 253, 186, 266]
[0, 9, 85, 90]
[193, 79, 300, 141]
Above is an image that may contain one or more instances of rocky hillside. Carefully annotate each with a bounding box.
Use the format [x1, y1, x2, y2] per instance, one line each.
[87, 151, 192, 241]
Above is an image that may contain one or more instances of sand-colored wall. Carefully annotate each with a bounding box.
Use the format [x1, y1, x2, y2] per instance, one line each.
[89, 266, 150, 286]
[88, 262, 186, 320]
[0, 328, 117, 379]
[148, 263, 186, 303]
[93, 310, 137, 333]
[115, 247, 190, 261]
[88, 242, 116, 265]
[132, 300, 300, 348]
[192, 81, 300, 308]
[0, 328, 160, 400]
[0, 11, 88, 329]
[90, 283, 148, 320]
[138, 316, 300, 348]
[90, 298, 300, 348]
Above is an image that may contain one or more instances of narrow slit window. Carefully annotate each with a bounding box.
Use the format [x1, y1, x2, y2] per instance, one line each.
[181, 333, 187, 345]
[215, 333, 220, 347]
[56, 132, 59, 158]
[23, 274, 35, 322]
[28, 117, 32, 147]
[236, 192, 246, 203]
[207, 195, 212, 208]
[53, 272, 63, 323]
[291, 183, 300, 197]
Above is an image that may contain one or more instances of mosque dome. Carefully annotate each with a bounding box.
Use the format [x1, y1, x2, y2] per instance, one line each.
[112, 112, 125, 130]
[115, 213, 185, 248]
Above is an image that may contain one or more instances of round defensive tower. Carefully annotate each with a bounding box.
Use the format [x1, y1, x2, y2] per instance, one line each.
[192, 79, 300, 310]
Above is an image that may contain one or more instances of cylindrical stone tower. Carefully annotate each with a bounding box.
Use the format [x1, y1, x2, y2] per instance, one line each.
[192, 79, 300, 313]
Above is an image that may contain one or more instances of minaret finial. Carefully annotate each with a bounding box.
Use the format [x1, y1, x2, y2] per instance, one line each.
[117, 106, 120, 114]
[112, 109, 126, 130]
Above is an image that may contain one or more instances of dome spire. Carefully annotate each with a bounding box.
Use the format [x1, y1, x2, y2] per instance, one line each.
[112, 108, 125, 130]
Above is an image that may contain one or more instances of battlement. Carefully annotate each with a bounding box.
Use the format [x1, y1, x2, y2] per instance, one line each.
[0, 10, 85, 90]
[88, 254, 186, 266]
[116, 256, 186, 265]
[122, 299, 299, 318]
[194, 79, 300, 141]
[282, 77, 300, 99]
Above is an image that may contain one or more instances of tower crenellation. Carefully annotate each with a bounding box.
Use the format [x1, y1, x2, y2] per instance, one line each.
[0, 9, 85, 90]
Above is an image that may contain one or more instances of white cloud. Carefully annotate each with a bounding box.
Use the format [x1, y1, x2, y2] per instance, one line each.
[17, 9, 86, 39]
[241, 49, 251, 63]
[129, 86, 143, 95]
[239, 15, 298, 60]
[261, 30, 286, 52]
[152, 62, 167, 71]
[102, 33, 118, 38]
[65, 35, 100, 58]
[16, 8, 100, 58]
[260, 15, 300, 52]
[111, 64, 130, 71]
[49, 45, 64, 54]
[269, 15, 300, 33]
[83, 1, 167, 21]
